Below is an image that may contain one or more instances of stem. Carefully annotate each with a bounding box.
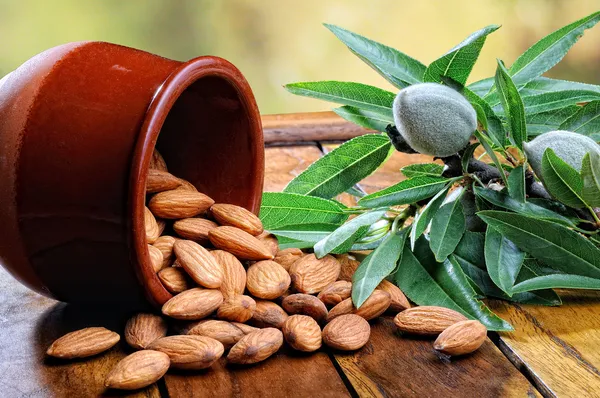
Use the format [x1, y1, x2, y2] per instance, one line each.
[391, 205, 416, 233]
[470, 174, 486, 188]
[587, 206, 600, 226]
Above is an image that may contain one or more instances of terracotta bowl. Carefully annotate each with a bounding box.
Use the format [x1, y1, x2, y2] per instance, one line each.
[0, 42, 264, 308]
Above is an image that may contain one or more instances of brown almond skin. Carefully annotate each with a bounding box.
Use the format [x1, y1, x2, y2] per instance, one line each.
[217, 295, 256, 323]
[174, 240, 223, 288]
[212, 250, 246, 298]
[148, 335, 224, 370]
[289, 254, 341, 294]
[178, 178, 198, 191]
[162, 288, 223, 320]
[282, 294, 328, 323]
[322, 314, 370, 351]
[209, 226, 274, 260]
[46, 327, 120, 359]
[188, 320, 248, 348]
[146, 169, 182, 193]
[145, 206, 160, 244]
[173, 218, 218, 244]
[153, 235, 177, 268]
[246, 260, 291, 300]
[158, 267, 193, 294]
[231, 322, 259, 335]
[149, 149, 168, 171]
[125, 313, 168, 350]
[256, 232, 279, 256]
[105, 350, 170, 390]
[249, 300, 288, 329]
[227, 328, 283, 365]
[433, 320, 487, 356]
[148, 244, 166, 273]
[149, 189, 215, 219]
[283, 315, 322, 352]
[210, 203, 264, 236]
[393, 306, 468, 335]
[335, 254, 360, 282]
[274, 248, 304, 271]
[377, 280, 411, 313]
[327, 290, 391, 322]
[318, 281, 352, 307]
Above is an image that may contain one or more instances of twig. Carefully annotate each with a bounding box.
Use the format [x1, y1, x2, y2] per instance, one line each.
[385, 125, 417, 154]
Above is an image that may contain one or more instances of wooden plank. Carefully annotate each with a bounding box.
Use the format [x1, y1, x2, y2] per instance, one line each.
[164, 145, 351, 397]
[0, 267, 160, 397]
[490, 290, 600, 397]
[262, 112, 374, 144]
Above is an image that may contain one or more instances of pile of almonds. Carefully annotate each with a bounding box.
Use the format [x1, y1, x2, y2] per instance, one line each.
[45, 150, 488, 391]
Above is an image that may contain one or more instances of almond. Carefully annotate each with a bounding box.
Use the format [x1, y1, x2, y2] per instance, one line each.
[157, 218, 166, 236]
[125, 313, 168, 350]
[149, 189, 214, 219]
[148, 244, 166, 273]
[153, 236, 177, 268]
[210, 203, 264, 236]
[188, 320, 249, 348]
[317, 281, 352, 306]
[150, 149, 168, 172]
[256, 231, 279, 256]
[246, 260, 290, 300]
[433, 320, 487, 356]
[173, 218, 218, 244]
[158, 267, 193, 294]
[146, 169, 182, 193]
[161, 288, 223, 320]
[227, 328, 283, 365]
[148, 335, 224, 370]
[322, 314, 370, 351]
[327, 290, 391, 322]
[145, 206, 160, 244]
[249, 300, 288, 329]
[289, 254, 341, 294]
[282, 294, 328, 323]
[335, 254, 360, 281]
[282, 315, 322, 352]
[212, 250, 246, 298]
[377, 280, 410, 313]
[174, 240, 223, 288]
[177, 178, 198, 191]
[105, 350, 170, 390]
[393, 306, 468, 335]
[209, 226, 274, 260]
[46, 327, 120, 359]
[273, 248, 304, 271]
[231, 322, 259, 335]
[217, 294, 256, 323]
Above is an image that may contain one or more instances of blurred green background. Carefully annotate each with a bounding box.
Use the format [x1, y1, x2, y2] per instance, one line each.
[1, 0, 599, 114]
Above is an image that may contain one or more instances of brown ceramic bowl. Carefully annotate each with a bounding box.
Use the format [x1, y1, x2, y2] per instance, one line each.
[0, 42, 264, 308]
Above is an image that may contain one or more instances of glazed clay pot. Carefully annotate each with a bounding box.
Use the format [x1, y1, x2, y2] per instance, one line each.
[0, 42, 264, 307]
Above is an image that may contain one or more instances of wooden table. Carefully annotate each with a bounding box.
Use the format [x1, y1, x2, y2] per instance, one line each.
[1, 112, 599, 397]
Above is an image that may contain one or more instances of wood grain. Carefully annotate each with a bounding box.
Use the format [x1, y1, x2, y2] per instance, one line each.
[490, 290, 600, 398]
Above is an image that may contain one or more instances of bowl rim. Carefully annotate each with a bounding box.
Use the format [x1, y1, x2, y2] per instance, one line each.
[129, 56, 264, 308]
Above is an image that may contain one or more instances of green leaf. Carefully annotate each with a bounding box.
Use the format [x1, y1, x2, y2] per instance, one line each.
[559, 100, 600, 138]
[423, 25, 500, 85]
[485, 227, 525, 295]
[269, 223, 339, 244]
[358, 176, 450, 208]
[352, 229, 408, 308]
[499, 90, 600, 115]
[410, 185, 451, 249]
[429, 192, 466, 262]
[521, 77, 600, 96]
[474, 186, 575, 227]
[468, 77, 494, 96]
[507, 165, 526, 203]
[333, 106, 392, 132]
[473, 130, 509, 186]
[324, 24, 426, 88]
[259, 192, 348, 230]
[581, 152, 600, 207]
[396, 240, 512, 331]
[495, 60, 526, 151]
[346, 186, 366, 198]
[541, 148, 586, 208]
[462, 143, 480, 172]
[314, 210, 387, 258]
[285, 81, 395, 115]
[526, 106, 580, 137]
[508, 11, 600, 86]
[463, 87, 505, 147]
[454, 231, 486, 269]
[512, 273, 600, 293]
[477, 211, 600, 279]
[400, 163, 444, 178]
[284, 134, 392, 198]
